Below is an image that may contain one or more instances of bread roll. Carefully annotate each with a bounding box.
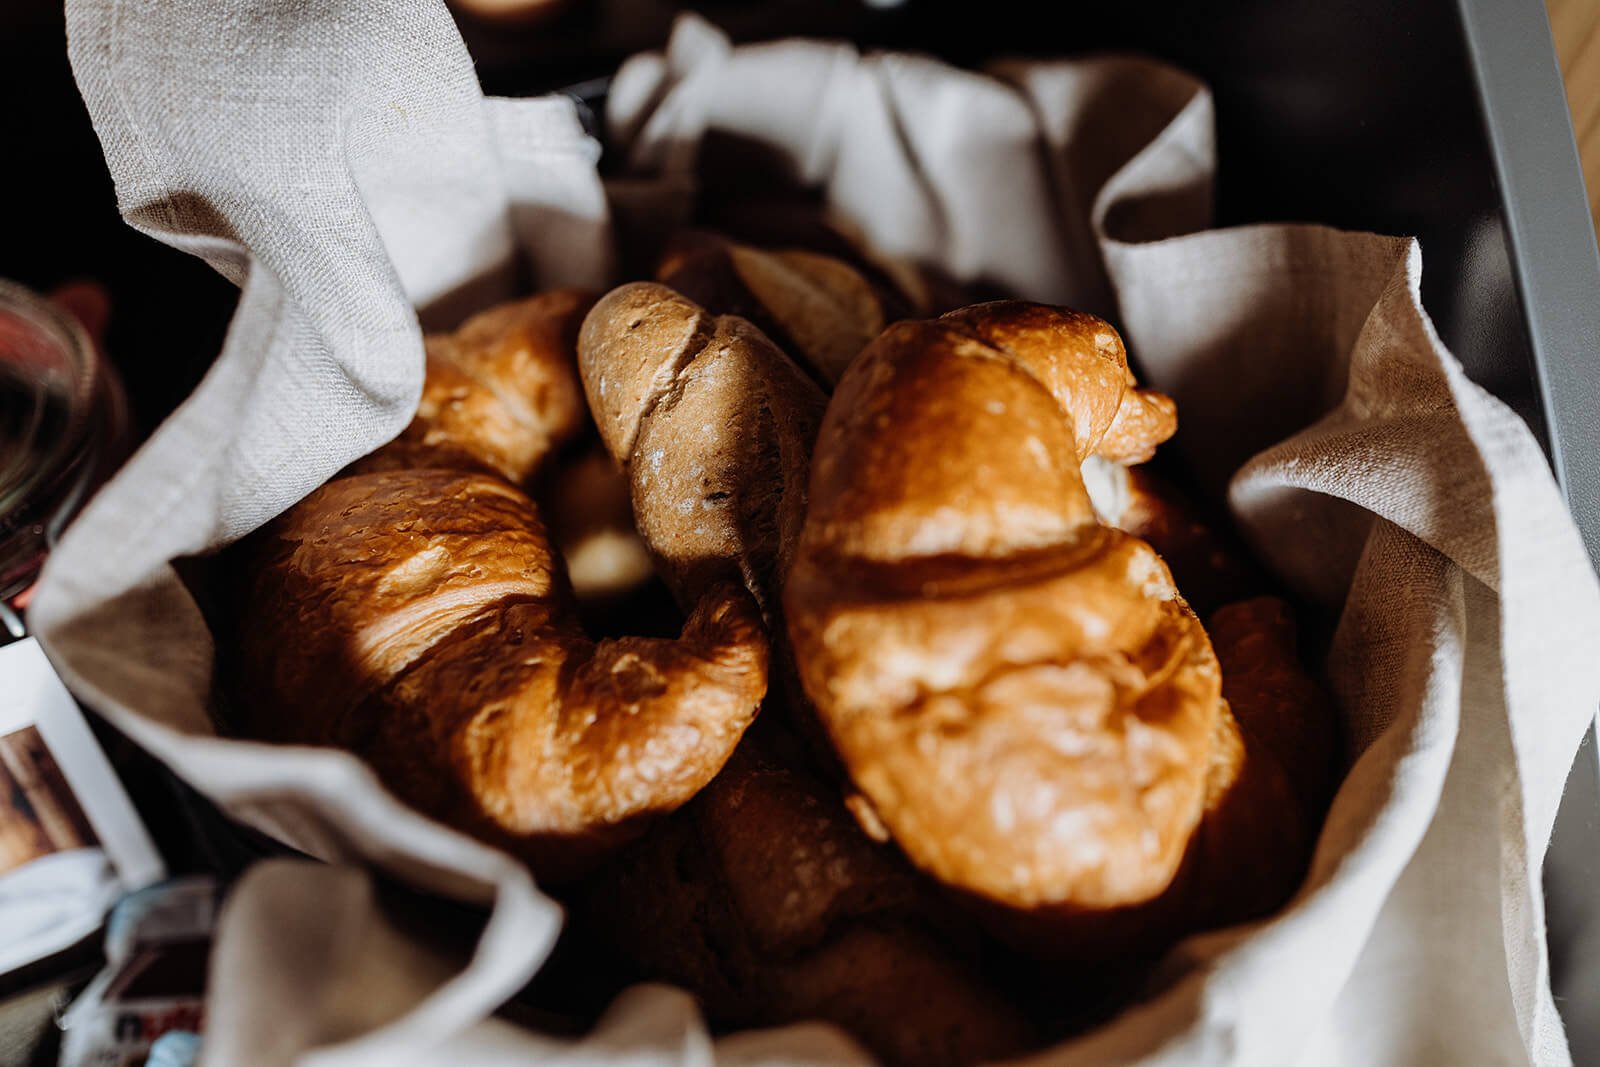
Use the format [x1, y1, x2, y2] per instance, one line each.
[655, 231, 902, 386]
[582, 725, 1038, 1067]
[696, 194, 971, 318]
[576, 280, 826, 614]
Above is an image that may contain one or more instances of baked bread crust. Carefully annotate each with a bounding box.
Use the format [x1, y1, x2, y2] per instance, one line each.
[655, 231, 904, 386]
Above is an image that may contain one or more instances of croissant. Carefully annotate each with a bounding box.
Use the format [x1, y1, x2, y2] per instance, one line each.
[237, 291, 768, 877]
[348, 289, 591, 483]
[785, 301, 1327, 942]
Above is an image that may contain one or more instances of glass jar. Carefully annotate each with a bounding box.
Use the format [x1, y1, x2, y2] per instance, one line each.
[0, 279, 128, 640]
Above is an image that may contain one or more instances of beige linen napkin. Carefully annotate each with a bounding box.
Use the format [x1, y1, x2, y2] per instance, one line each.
[37, 5, 1600, 1064]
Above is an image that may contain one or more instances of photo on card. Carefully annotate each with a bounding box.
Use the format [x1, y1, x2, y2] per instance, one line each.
[0, 639, 163, 975]
[0, 724, 102, 874]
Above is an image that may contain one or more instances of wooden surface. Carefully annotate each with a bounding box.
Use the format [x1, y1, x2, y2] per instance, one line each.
[1548, 0, 1600, 230]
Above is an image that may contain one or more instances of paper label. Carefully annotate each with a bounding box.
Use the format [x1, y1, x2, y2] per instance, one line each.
[59, 878, 218, 1067]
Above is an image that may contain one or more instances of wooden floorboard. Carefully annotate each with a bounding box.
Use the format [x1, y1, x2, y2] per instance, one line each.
[1548, 0, 1600, 230]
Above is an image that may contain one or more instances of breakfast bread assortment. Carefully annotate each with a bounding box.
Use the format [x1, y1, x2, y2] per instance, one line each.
[235, 291, 768, 878]
[233, 257, 1340, 1058]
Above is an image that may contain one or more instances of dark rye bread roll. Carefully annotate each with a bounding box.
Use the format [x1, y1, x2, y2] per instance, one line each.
[580, 724, 1038, 1067]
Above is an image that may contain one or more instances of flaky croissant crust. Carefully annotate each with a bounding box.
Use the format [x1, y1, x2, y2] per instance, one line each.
[786, 302, 1223, 911]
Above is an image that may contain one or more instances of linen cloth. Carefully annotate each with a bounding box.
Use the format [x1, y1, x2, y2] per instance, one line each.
[37, 4, 1600, 1064]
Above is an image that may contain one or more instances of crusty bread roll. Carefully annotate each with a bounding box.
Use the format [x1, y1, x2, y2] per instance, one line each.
[654, 231, 904, 386]
[582, 724, 1038, 1067]
[695, 194, 972, 319]
[576, 280, 827, 614]
[237, 291, 769, 877]
[785, 301, 1328, 945]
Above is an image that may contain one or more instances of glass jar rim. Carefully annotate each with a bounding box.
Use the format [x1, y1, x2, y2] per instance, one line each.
[0, 278, 99, 526]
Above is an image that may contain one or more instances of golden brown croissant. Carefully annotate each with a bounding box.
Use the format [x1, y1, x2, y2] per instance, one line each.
[237, 291, 769, 877]
[785, 301, 1301, 934]
[581, 723, 1039, 1067]
[350, 289, 591, 483]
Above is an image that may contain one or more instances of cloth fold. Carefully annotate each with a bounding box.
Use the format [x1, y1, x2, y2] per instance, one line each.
[39, 5, 1600, 1064]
